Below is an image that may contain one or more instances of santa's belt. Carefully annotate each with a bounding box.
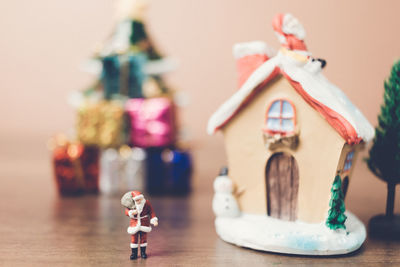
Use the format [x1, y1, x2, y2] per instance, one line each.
[133, 215, 149, 219]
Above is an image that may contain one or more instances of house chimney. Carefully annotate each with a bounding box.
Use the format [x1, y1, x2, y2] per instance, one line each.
[233, 41, 273, 88]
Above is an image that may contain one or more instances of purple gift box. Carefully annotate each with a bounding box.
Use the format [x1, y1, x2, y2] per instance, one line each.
[126, 98, 175, 148]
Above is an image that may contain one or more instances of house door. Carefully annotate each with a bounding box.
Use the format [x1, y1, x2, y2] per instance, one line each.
[266, 152, 299, 221]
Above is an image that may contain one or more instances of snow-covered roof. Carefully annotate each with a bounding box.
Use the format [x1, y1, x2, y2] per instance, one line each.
[207, 49, 375, 144]
[233, 41, 276, 59]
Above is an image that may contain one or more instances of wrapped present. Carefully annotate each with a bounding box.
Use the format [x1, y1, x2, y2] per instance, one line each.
[126, 97, 175, 148]
[101, 53, 146, 99]
[127, 54, 146, 98]
[145, 147, 166, 194]
[165, 149, 192, 195]
[80, 146, 100, 193]
[145, 147, 192, 195]
[77, 100, 127, 147]
[99, 146, 146, 195]
[50, 135, 99, 196]
[101, 55, 120, 99]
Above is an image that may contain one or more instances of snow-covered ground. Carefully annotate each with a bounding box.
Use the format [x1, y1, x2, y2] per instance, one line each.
[215, 211, 366, 255]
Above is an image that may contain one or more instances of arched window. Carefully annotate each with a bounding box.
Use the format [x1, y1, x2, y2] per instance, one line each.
[343, 151, 355, 172]
[264, 99, 296, 135]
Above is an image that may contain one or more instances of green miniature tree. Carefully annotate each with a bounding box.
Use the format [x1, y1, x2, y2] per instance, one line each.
[366, 60, 400, 218]
[326, 175, 347, 230]
[130, 20, 147, 45]
[129, 19, 161, 60]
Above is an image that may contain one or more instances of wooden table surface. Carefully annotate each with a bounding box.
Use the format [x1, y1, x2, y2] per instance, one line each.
[0, 136, 399, 267]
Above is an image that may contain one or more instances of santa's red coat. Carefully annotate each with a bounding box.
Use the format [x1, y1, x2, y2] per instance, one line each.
[125, 200, 156, 235]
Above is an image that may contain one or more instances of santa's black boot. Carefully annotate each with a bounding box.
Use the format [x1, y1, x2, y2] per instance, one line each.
[130, 248, 138, 260]
[140, 247, 147, 259]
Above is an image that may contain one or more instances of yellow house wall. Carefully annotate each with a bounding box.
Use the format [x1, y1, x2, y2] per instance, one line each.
[336, 143, 363, 195]
[222, 76, 347, 223]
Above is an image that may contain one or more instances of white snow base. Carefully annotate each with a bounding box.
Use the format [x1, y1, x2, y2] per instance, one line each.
[215, 211, 366, 256]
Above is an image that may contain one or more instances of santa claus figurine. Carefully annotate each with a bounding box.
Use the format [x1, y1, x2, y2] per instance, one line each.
[272, 13, 308, 55]
[121, 190, 158, 260]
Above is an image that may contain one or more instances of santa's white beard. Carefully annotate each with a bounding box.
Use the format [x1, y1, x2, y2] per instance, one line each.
[135, 200, 145, 214]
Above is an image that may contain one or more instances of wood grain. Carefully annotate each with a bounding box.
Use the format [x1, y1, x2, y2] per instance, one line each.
[0, 136, 399, 267]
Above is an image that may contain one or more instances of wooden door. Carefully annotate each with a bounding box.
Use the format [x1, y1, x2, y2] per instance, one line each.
[266, 153, 299, 221]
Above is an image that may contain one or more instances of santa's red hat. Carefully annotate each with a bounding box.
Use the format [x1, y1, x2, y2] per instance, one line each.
[272, 13, 307, 53]
[131, 190, 144, 201]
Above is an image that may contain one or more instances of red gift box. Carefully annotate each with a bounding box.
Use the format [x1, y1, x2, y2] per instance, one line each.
[51, 136, 99, 196]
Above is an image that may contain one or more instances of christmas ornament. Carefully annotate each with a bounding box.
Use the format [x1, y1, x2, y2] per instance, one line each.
[101, 53, 147, 99]
[50, 135, 99, 195]
[207, 13, 374, 255]
[77, 100, 127, 148]
[100, 145, 146, 195]
[212, 167, 240, 218]
[125, 98, 175, 148]
[55, 0, 192, 198]
[145, 147, 192, 195]
[99, 146, 146, 195]
[121, 190, 158, 260]
[326, 174, 347, 230]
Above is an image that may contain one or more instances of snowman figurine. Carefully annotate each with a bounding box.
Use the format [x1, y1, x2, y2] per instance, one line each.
[212, 167, 240, 217]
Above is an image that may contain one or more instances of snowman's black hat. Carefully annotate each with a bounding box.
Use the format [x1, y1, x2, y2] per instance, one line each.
[219, 167, 228, 176]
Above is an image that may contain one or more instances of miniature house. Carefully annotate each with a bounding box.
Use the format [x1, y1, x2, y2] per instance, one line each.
[208, 14, 375, 227]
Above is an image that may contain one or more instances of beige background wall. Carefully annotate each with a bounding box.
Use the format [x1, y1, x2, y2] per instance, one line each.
[0, 0, 399, 219]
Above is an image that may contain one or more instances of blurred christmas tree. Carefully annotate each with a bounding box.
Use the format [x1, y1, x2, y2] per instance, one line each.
[326, 174, 347, 230]
[52, 0, 192, 197]
[95, 0, 170, 100]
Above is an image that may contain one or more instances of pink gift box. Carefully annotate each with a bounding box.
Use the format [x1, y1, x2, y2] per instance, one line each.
[126, 98, 175, 148]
